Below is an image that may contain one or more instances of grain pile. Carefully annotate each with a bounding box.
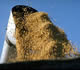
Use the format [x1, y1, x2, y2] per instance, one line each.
[12, 5, 75, 62]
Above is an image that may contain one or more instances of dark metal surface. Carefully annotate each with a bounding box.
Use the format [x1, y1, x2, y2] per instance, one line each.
[0, 58, 80, 70]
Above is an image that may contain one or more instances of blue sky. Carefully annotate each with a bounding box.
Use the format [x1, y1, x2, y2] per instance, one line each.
[0, 0, 80, 56]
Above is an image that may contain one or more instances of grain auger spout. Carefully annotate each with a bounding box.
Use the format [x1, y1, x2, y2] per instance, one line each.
[0, 5, 37, 63]
[0, 5, 75, 63]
